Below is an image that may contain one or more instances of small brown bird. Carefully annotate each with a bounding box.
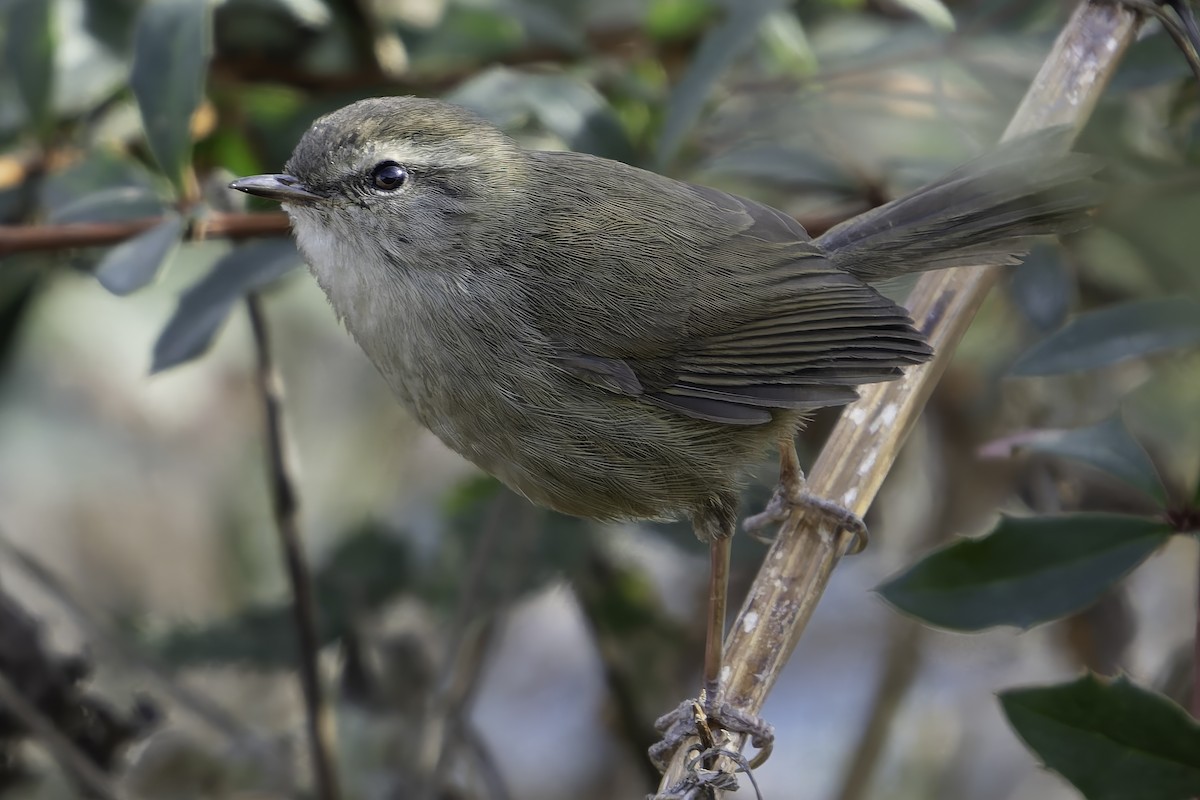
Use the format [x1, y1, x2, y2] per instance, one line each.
[231, 96, 1097, 768]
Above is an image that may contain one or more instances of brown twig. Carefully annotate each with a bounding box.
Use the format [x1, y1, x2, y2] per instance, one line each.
[0, 209, 852, 259]
[0, 212, 290, 256]
[0, 671, 127, 800]
[245, 293, 341, 800]
[657, 0, 1144, 791]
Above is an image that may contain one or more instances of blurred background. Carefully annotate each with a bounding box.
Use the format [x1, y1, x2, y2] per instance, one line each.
[1, 0, 1200, 798]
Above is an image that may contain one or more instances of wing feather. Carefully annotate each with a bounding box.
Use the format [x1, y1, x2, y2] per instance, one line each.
[524, 151, 934, 426]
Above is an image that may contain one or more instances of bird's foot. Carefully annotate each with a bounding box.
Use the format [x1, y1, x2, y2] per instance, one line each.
[648, 743, 765, 800]
[743, 481, 869, 554]
[649, 693, 774, 774]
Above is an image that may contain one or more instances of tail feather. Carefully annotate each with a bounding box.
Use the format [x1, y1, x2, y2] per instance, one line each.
[815, 127, 1101, 282]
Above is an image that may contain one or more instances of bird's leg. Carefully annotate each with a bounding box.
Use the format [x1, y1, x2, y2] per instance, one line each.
[703, 535, 730, 701]
[743, 436, 869, 554]
[649, 500, 774, 775]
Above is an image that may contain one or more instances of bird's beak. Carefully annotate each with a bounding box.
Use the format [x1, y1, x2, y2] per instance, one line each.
[229, 174, 325, 205]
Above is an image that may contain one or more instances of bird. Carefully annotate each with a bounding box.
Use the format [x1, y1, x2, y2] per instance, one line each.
[230, 95, 1099, 770]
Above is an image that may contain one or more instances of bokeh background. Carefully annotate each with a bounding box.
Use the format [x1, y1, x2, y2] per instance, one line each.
[2, 0, 1200, 798]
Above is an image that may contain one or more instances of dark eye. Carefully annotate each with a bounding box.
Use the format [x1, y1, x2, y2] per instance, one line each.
[371, 161, 408, 190]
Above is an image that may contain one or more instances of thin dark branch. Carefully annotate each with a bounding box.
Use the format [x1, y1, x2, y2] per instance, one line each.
[245, 293, 341, 800]
[422, 617, 506, 800]
[420, 498, 541, 800]
[414, 493, 510, 799]
[0, 671, 127, 800]
[460, 723, 513, 800]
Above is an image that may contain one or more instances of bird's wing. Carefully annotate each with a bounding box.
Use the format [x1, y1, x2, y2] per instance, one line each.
[525, 152, 932, 426]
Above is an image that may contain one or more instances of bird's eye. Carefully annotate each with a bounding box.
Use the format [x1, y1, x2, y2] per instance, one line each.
[371, 161, 408, 191]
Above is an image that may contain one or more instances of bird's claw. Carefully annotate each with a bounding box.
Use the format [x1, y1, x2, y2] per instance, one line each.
[649, 696, 774, 773]
[743, 483, 869, 554]
[648, 746, 765, 800]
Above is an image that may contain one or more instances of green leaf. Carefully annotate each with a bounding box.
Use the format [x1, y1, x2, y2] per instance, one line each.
[702, 145, 854, 191]
[152, 239, 301, 373]
[1019, 415, 1166, 506]
[1109, 32, 1195, 93]
[130, 0, 212, 196]
[258, 0, 331, 28]
[48, 187, 166, 225]
[1011, 298, 1200, 376]
[1008, 244, 1071, 333]
[450, 68, 636, 163]
[890, 0, 956, 31]
[95, 213, 185, 296]
[407, 7, 523, 72]
[1001, 675, 1200, 800]
[654, 0, 785, 169]
[758, 9, 816, 75]
[878, 514, 1172, 631]
[645, 0, 717, 41]
[38, 153, 160, 215]
[3, 0, 56, 136]
[505, 0, 585, 53]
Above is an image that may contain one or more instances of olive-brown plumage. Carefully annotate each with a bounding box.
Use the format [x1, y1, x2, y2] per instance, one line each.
[234, 97, 1095, 536]
[231, 95, 1098, 765]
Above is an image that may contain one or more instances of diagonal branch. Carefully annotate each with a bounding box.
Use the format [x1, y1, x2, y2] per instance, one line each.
[658, 0, 1144, 790]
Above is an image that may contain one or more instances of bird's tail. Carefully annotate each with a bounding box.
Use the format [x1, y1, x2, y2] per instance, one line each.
[815, 127, 1101, 283]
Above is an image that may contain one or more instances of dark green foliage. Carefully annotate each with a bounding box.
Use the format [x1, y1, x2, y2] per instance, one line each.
[655, 0, 788, 169]
[1008, 244, 1073, 332]
[1010, 298, 1200, 376]
[95, 213, 184, 296]
[450, 69, 638, 164]
[152, 239, 302, 372]
[48, 187, 167, 225]
[2, 0, 56, 137]
[878, 514, 1173, 631]
[1001, 676, 1200, 800]
[1019, 415, 1166, 505]
[131, 0, 212, 195]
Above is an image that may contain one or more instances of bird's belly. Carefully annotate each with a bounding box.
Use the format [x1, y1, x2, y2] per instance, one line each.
[339, 292, 786, 524]
[404, 375, 789, 524]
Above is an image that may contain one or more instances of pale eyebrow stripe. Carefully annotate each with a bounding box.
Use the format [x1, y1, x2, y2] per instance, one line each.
[368, 143, 483, 171]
